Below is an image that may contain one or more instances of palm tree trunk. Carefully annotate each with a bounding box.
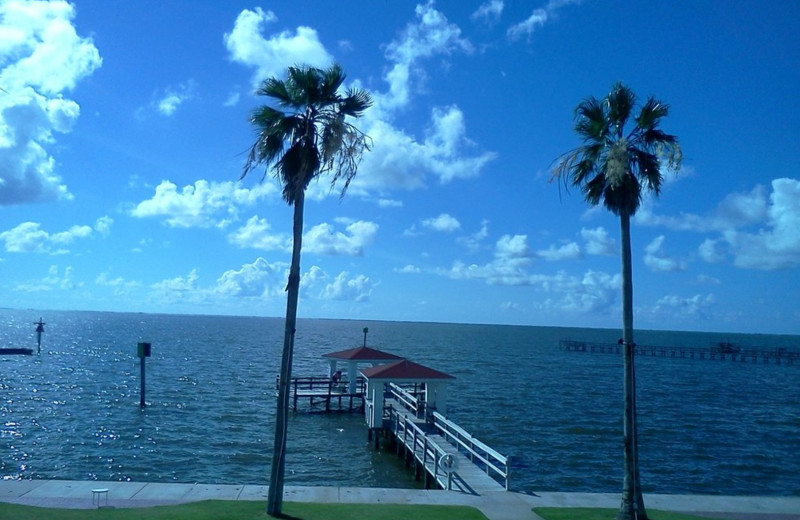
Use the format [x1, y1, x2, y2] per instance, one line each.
[267, 189, 305, 516]
[618, 211, 648, 520]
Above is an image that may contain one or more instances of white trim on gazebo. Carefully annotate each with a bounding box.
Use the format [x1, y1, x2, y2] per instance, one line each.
[322, 346, 404, 395]
[360, 359, 455, 429]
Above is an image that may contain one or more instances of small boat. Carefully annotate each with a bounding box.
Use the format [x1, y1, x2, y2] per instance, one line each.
[0, 348, 34, 355]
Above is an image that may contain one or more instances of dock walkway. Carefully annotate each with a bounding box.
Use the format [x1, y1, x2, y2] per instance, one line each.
[379, 383, 509, 495]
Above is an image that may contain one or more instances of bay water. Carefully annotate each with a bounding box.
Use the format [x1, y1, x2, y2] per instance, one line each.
[2, 309, 798, 496]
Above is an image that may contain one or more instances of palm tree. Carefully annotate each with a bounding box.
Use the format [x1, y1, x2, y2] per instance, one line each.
[553, 83, 681, 520]
[241, 63, 372, 516]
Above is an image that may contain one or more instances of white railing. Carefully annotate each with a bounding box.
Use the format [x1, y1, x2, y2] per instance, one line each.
[387, 382, 423, 417]
[432, 411, 509, 490]
[391, 410, 458, 490]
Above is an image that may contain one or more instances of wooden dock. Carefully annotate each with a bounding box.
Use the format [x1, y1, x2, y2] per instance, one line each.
[561, 340, 800, 365]
[373, 383, 509, 494]
[282, 376, 367, 412]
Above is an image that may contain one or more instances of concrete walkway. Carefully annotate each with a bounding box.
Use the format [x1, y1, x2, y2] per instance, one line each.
[1, 480, 798, 520]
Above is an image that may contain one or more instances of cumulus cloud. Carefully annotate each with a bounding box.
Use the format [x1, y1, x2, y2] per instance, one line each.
[581, 227, 615, 255]
[643, 235, 687, 272]
[537, 241, 581, 261]
[637, 184, 768, 232]
[148, 80, 197, 116]
[0, 0, 102, 206]
[458, 219, 490, 251]
[224, 3, 495, 199]
[724, 178, 800, 269]
[421, 213, 461, 233]
[471, 0, 504, 24]
[130, 180, 277, 228]
[446, 234, 533, 285]
[651, 293, 716, 320]
[228, 215, 290, 251]
[507, 0, 581, 40]
[215, 257, 286, 297]
[304, 220, 379, 256]
[0, 220, 100, 254]
[224, 7, 332, 87]
[13, 264, 80, 292]
[648, 178, 800, 270]
[150, 269, 201, 304]
[396, 264, 422, 274]
[320, 271, 374, 302]
[96, 272, 140, 296]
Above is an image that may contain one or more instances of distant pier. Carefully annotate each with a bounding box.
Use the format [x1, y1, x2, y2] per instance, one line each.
[560, 340, 799, 365]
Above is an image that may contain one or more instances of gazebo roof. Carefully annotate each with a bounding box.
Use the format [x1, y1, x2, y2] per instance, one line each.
[360, 359, 455, 381]
[322, 345, 404, 362]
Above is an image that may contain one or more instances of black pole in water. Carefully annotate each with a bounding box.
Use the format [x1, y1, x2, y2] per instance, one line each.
[363, 327, 368, 347]
[137, 342, 151, 407]
[34, 318, 45, 354]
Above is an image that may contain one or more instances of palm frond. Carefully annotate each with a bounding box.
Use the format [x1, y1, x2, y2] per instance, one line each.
[319, 63, 346, 101]
[606, 82, 635, 139]
[636, 97, 669, 129]
[341, 88, 373, 116]
[574, 97, 607, 142]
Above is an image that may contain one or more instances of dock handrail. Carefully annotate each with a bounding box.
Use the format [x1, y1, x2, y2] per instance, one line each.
[387, 382, 423, 418]
[391, 407, 457, 490]
[432, 411, 509, 490]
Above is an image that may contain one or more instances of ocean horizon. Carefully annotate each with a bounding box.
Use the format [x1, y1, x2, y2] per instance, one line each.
[2, 309, 799, 496]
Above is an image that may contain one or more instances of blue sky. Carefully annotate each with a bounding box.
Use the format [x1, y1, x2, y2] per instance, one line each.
[2, 0, 799, 335]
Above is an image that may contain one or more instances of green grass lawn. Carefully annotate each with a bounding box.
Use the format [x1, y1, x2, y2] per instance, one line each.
[534, 507, 717, 520]
[0, 500, 489, 520]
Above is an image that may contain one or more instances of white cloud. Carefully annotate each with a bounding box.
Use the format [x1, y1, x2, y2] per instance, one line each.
[581, 227, 615, 255]
[507, 0, 581, 41]
[446, 234, 532, 285]
[304, 220, 378, 256]
[0, 220, 97, 254]
[0, 0, 101, 206]
[131, 180, 277, 228]
[725, 178, 800, 269]
[152, 80, 196, 116]
[537, 241, 581, 261]
[348, 4, 495, 194]
[471, 0, 504, 23]
[652, 293, 716, 319]
[96, 272, 140, 295]
[320, 271, 374, 302]
[458, 219, 489, 251]
[378, 198, 403, 208]
[224, 7, 332, 87]
[223, 90, 240, 107]
[397, 264, 422, 274]
[150, 269, 200, 302]
[421, 213, 461, 233]
[643, 235, 687, 272]
[375, 1, 473, 114]
[637, 184, 768, 232]
[94, 216, 113, 236]
[13, 264, 80, 292]
[496, 234, 530, 258]
[698, 238, 724, 264]
[228, 215, 290, 251]
[215, 257, 286, 297]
